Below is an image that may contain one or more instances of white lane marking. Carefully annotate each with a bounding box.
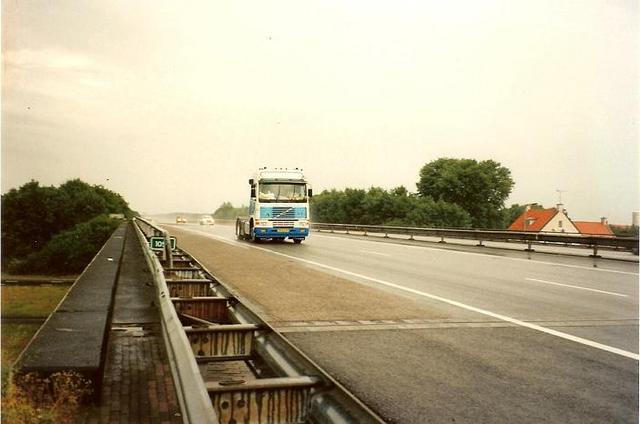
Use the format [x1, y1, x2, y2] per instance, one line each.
[313, 233, 639, 276]
[360, 250, 391, 257]
[243, 242, 639, 360]
[525, 278, 628, 297]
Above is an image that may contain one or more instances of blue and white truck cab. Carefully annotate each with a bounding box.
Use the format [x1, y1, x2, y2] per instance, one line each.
[236, 167, 312, 243]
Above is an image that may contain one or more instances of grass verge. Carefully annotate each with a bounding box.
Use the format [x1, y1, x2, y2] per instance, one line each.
[1, 285, 70, 318]
[1, 323, 42, 395]
[1, 283, 71, 396]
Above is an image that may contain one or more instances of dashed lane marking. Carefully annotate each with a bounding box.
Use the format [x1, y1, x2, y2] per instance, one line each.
[360, 250, 391, 257]
[273, 318, 639, 333]
[525, 278, 628, 297]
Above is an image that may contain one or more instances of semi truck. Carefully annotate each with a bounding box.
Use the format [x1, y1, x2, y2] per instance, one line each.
[236, 167, 312, 243]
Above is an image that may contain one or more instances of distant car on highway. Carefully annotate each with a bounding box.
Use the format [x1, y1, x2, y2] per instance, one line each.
[176, 216, 187, 224]
[199, 215, 215, 225]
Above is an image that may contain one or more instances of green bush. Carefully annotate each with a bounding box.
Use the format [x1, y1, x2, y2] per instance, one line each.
[9, 215, 120, 275]
[2, 179, 135, 263]
[611, 225, 639, 237]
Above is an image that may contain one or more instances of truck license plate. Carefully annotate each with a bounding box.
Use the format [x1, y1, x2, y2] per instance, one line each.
[277, 228, 289, 233]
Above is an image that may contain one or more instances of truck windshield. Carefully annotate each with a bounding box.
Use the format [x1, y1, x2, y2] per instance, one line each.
[259, 183, 307, 203]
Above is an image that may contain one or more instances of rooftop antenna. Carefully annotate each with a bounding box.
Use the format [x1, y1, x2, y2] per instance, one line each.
[556, 189, 566, 204]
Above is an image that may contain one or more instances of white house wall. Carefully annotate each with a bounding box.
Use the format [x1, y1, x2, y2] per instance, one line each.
[541, 212, 579, 233]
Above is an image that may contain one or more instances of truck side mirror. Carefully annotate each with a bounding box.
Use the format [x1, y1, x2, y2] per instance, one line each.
[307, 188, 313, 198]
[251, 187, 256, 198]
[248, 179, 254, 185]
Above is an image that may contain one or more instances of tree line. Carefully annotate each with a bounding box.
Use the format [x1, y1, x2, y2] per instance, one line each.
[312, 158, 523, 229]
[2, 179, 136, 274]
[212, 202, 249, 219]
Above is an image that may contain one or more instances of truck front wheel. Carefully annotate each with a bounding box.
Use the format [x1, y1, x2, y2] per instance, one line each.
[293, 239, 303, 244]
[250, 221, 257, 242]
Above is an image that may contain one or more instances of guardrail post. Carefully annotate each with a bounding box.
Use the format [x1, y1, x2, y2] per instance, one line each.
[160, 242, 167, 263]
[409, 233, 414, 240]
[439, 236, 445, 243]
[477, 240, 484, 247]
[590, 244, 601, 258]
[524, 241, 534, 252]
[164, 231, 173, 268]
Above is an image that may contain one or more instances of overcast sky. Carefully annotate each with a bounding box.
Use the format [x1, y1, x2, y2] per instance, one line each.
[2, 1, 638, 223]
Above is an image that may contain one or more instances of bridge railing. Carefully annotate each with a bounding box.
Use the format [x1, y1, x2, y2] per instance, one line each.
[311, 223, 639, 256]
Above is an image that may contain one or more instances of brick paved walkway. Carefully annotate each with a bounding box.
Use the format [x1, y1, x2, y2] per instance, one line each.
[83, 224, 183, 423]
[83, 325, 182, 424]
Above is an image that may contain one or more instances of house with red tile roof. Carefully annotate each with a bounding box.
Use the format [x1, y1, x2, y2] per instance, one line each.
[573, 218, 614, 236]
[509, 204, 615, 236]
[508, 204, 579, 233]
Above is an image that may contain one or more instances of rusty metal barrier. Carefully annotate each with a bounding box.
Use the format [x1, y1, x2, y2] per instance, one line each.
[172, 297, 230, 323]
[185, 324, 257, 359]
[207, 376, 319, 424]
[167, 280, 215, 297]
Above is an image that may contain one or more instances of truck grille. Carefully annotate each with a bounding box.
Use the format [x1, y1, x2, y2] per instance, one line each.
[260, 207, 307, 219]
[272, 207, 296, 219]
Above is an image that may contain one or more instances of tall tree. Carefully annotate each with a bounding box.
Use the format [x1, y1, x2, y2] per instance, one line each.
[416, 158, 514, 228]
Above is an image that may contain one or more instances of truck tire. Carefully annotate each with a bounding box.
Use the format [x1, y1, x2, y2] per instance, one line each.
[250, 220, 257, 242]
[293, 239, 303, 244]
[236, 219, 242, 239]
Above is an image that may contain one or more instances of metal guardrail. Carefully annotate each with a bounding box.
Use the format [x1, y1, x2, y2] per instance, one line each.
[133, 218, 218, 424]
[311, 222, 639, 257]
[133, 217, 386, 423]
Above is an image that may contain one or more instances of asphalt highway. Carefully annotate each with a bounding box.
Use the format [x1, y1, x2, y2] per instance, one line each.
[164, 222, 639, 423]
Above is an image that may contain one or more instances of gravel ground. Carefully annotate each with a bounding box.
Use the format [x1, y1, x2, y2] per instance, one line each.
[165, 226, 470, 324]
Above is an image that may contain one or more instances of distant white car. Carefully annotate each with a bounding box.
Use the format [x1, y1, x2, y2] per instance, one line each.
[199, 215, 215, 225]
[176, 216, 187, 224]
